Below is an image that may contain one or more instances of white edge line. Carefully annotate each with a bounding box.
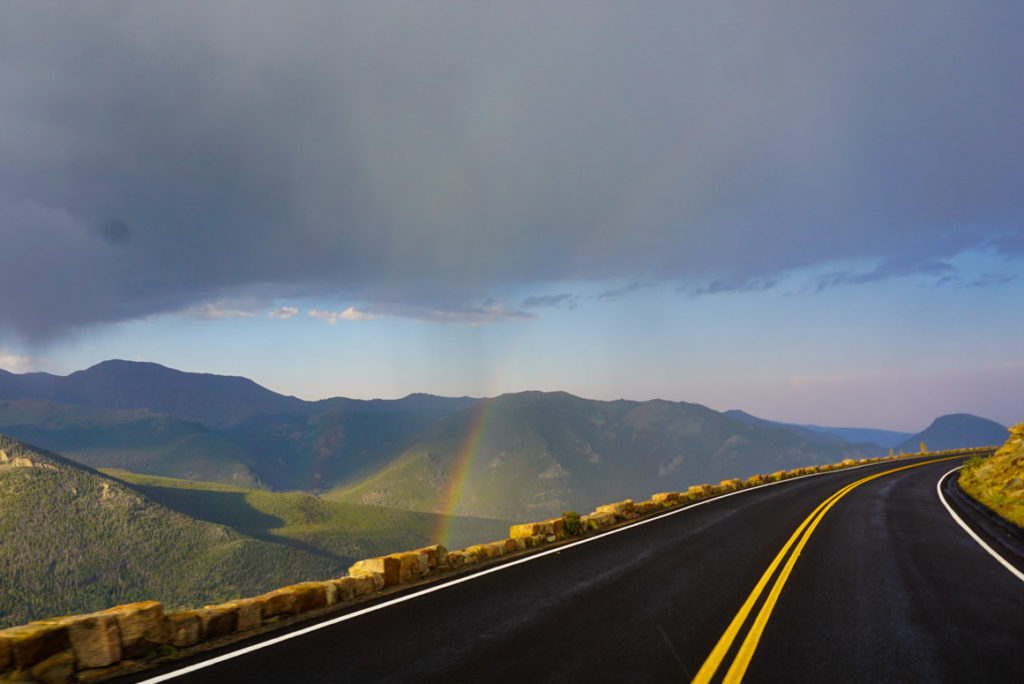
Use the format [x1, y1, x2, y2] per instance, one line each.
[937, 466, 1024, 584]
[139, 456, 935, 682]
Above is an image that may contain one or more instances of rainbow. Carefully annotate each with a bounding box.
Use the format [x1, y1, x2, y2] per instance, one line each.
[434, 397, 495, 547]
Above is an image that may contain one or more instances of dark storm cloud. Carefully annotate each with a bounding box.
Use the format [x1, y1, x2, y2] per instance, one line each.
[692, 277, 780, 296]
[597, 283, 652, 302]
[98, 219, 132, 246]
[1, 2, 1022, 340]
[960, 273, 1019, 289]
[522, 294, 578, 310]
[814, 258, 955, 292]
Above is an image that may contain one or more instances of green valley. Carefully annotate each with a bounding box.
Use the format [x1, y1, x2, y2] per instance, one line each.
[103, 469, 512, 566]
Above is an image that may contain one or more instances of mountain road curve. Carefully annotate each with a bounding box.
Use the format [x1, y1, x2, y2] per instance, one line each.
[127, 454, 1024, 683]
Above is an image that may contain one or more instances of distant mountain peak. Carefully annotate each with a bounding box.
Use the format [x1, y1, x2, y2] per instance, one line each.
[0, 359, 301, 428]
[929, 412, 1003, 425]
[77, 359, 263, 386]
[896, 413, 1007, 452]
[88, 358, 165, 370]
[723, 409, 921, 448]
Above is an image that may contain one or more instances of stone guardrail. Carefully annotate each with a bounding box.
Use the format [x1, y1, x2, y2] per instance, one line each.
[0, 446, 996, 682]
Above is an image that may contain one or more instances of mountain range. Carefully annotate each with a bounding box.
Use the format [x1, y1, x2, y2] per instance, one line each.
[330, 392, 884, 519]
[894, 413, 1009, 453]
[0, 360, 1009, 521]
[723, 410, 912, 448]
[0, 361, 1011, 625]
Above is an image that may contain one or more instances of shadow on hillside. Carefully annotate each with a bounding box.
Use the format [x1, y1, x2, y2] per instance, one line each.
[245, 530, 355, 566]
[130, 485, 354, 564]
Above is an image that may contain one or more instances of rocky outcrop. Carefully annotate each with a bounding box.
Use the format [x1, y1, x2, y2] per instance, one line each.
[0, 448, 39, 469]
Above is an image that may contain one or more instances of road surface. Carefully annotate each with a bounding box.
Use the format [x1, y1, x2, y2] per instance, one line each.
[130, 454, 1024, 683]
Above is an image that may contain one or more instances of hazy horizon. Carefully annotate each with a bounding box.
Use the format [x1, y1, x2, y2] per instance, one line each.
[0, 357, 1013, 435]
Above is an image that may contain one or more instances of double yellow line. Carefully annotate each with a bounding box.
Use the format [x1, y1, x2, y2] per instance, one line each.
[692, 456, 962, 684]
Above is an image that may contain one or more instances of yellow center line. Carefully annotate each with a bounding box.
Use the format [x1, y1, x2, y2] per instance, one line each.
[690, 481, 854, 684]
[693, 455, 963, 684]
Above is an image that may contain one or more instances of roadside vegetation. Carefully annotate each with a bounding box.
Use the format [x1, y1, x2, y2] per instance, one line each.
[958, 423, 1024, 529]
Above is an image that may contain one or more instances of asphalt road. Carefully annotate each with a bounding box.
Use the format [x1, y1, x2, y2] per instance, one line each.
[131, 454, 1024, 683]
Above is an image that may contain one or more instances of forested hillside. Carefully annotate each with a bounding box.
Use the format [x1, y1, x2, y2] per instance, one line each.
[0, 432, 512, 627]
[331, 392, 885, 519]
[0, 399, 262, 487]
[0, 435, 344, 627]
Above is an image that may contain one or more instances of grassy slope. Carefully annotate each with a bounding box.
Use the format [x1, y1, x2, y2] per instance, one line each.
[103, 469, 512, 563]
[0, 436, 343, 628]
[959, 423, 1024, 528]
[0, 399, 262, 487]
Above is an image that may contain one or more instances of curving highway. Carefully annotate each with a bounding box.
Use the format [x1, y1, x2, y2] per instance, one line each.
[129, 454, 1024, 683]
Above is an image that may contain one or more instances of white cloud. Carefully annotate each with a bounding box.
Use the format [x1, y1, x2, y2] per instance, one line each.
[267, 306, 299, 320]
[308, 307, 377, 324]
[189, 302, 257, 320]
[0, 349, 49, 373]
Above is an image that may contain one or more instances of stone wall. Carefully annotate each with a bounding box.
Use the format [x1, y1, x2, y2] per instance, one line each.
[0, 446, 994, 682]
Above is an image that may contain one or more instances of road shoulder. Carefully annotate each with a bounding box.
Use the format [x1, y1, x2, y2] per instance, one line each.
[941, 469, 1024, 578]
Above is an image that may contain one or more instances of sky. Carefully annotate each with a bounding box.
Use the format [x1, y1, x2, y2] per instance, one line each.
[1, 2, 1022, 431]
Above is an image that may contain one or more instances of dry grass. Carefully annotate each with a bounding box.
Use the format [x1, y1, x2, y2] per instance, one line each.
[959, 424, 1024, 529]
